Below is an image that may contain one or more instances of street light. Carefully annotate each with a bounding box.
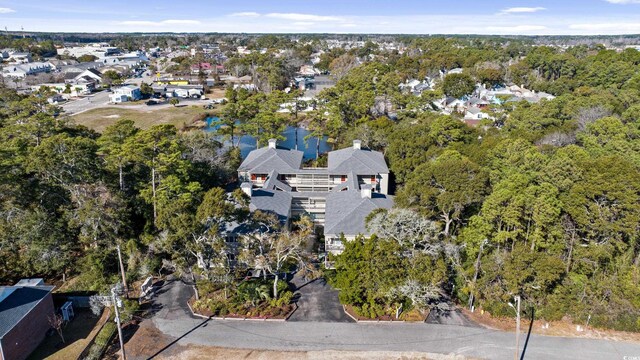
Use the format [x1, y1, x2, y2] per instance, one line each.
[508, 295, 521, 360]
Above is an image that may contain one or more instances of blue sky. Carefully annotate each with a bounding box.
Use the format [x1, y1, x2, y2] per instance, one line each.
[2, 1, 640, 35]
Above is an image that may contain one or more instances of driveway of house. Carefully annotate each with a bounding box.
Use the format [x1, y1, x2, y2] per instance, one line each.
[288, 276, 354, 323]
[143, 279, 640, 360]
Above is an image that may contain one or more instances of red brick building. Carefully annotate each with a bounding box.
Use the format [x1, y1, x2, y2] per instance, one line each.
[0, 280, 55, 360]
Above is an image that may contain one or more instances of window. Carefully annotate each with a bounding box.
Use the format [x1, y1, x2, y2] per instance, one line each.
[251, 174, 257, 181]
[341, 175, 346, 182]
[370, 175, 376, 183]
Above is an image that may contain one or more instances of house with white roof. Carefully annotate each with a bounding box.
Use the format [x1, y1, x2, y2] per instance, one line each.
[109, 85, 141, 103]
[2, 62, 52, 78]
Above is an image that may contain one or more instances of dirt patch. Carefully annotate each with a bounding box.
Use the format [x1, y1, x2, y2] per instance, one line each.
[103, 114, 121, 119]
[119, 320, 180, 359]
[462, 308, 640, 343]
[129, 344, 472, 360]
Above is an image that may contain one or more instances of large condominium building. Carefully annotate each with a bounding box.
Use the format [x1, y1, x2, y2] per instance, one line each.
[238, 139, 393, 255]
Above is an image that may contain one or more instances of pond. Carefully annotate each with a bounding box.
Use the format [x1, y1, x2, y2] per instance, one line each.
[205, 117, 331, 159]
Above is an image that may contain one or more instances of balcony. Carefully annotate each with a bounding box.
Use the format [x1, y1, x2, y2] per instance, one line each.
[325, 240, 344, 252]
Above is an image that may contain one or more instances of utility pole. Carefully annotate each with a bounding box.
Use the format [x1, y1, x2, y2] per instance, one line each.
[116, 244, 128, 298]
[111, 286, 127, 360]
[513, 295, 521, 360]
[468, 239, 486, 311]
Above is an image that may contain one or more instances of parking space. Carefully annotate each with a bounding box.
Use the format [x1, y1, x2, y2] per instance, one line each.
[288, 276, 354, 323]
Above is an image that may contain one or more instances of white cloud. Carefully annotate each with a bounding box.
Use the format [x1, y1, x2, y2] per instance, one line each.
[229, 12, 260, 17]
[292, 22, 315, 26]
[162, 19, 201, 25]
[604, 0, 640, 3]
[500, 7, 546, 14]
[265, 13, 344, 22]
[120, 19, 200, 26]
[120, 20, 159, 26]
[0, 7, 16, 14]
[486, 25, 547, 32]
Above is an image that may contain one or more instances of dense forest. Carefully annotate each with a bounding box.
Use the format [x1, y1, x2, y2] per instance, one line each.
[1, 35, 640, 331]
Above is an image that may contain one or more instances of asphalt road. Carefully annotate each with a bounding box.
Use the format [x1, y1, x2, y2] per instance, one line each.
[149, 280, 640, 360]
[61, 90, 110, 115]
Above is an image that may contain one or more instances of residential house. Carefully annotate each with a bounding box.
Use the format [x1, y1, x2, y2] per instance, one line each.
[171, 86, 203, 98]
[46, 58, 78, 71]
[463, 106, 490, 122]
[399, 78, 435, 96]
[109, 85, 141, 103]
[237, 46, 252, 55]
[0, 279, 55, 360]
[59, 61, 103, 75]
[73, 68, 104, 84]
[191, 63, 212, 74]
[7, 52, 32, 64]
[31, 81, 95, 97]
[298, 65, 319, 76]
[238, 139, 393, 257]
[2, 62, 52, 78]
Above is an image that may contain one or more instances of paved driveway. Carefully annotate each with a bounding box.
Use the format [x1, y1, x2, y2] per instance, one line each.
[288, 277, 354, 323]
[146, 279, 640, 360]
[61, 91, 110, 115]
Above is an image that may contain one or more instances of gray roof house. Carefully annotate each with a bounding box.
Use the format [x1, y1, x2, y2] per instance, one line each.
[238, 139, 393, 256]
[0, 279, 55, 360]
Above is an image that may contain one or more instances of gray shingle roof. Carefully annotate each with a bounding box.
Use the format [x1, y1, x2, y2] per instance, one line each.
[324, 190, 393, 237]
[0, 285, 54, 338]
[238, 147, 303, 173]
[328, 147, 389, 175]
[249, 189, 292, 223]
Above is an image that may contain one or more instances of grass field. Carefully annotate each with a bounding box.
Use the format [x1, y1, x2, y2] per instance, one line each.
[68, 105, 215, 133]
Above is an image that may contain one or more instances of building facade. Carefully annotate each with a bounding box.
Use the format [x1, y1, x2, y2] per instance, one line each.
[0, 279, 55, 360]
[238, 139, 393, 256]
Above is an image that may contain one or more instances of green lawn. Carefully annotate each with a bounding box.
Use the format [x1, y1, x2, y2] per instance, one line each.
[69, 105, 216, 133]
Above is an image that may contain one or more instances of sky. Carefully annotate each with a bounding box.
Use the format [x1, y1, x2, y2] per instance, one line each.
[2, 0, 640, 35]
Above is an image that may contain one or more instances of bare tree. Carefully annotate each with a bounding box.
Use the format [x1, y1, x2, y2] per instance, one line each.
[329, 54, 359, 81]
[575, 106, 611, 132]
[240, 215, 312, 298]
[536, 131, 576, 147]
[366, 208, 440, 255]
[48, 313, 65, 343]
[393, 280, 442, 310]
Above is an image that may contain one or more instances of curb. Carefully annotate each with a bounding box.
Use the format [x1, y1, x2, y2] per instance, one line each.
[342, 305, 407, 323]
